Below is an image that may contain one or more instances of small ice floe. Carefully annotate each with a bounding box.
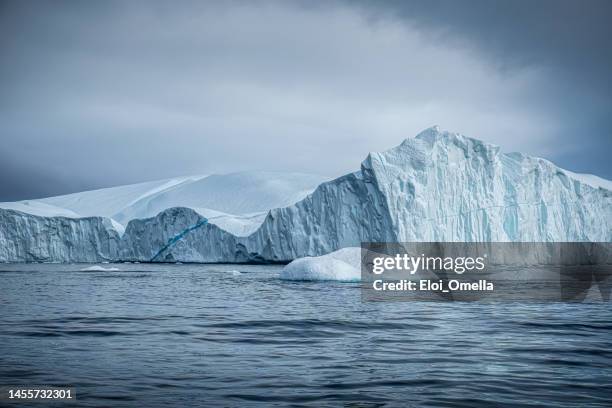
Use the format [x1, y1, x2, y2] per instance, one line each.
[81, 265, 120, 272]
[280, 247, 361, 282]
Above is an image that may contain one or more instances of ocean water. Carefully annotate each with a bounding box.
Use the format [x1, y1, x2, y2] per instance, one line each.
[0, 263, 611, 407]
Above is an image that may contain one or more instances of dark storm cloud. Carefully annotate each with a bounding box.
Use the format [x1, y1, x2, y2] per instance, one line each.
[0, 0, 610, 201]
[353, 0, 612, 84]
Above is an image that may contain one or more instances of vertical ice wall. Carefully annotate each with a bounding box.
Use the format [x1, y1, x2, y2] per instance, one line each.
[0, 209, 120, 262]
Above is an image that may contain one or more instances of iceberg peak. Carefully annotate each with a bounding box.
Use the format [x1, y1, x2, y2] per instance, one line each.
[413, 125, 442, 140]
[413, 126, 495, 147]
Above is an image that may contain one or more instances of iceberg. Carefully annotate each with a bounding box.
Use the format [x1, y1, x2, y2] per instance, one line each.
[136, 127, 609, 263]
[280, 247, 361, 281]
[81, 265, 120, 272]
[1, 127, 610, 263]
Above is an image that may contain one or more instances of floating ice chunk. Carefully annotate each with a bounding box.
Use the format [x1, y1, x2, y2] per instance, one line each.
[81, 265, 120, 272]
[280, 247, 361, 282]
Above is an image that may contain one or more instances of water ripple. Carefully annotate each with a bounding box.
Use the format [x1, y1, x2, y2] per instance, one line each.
[0, 263, 610, 407]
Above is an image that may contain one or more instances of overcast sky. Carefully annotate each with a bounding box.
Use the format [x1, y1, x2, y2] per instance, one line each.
[1, 0, 611, 201]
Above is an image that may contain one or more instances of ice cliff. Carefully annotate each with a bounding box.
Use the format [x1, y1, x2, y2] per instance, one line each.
[119, 207, 249, 263]
[1, 127, 610, 263]
[0, 209, 120, 262]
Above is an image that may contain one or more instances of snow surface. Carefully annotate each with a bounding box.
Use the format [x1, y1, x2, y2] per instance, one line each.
[191, 208, 267, 236]
[280, 247, 361, 281]
[563, 170, 612, 191]
[43, 176, 204, 221]
[0, 171, 327, 236]
[0, 201, 81, 218]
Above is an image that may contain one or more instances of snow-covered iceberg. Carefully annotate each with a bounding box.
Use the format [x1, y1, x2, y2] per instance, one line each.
[280, 247, 361, 281]
[0, 171, 328, 237]
[0, 171, 327, 262]
[1, 127, 610, 263]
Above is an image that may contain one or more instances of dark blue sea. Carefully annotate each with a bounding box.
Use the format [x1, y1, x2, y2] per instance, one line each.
[1, 263, 611, 407]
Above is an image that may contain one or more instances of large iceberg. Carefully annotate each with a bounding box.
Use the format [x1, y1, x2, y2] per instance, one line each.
[1, 127, 610, 263]
[129, 127, 609, 263]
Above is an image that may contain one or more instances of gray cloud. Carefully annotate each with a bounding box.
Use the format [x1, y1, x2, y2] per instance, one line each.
[0, 0, 610, 200]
